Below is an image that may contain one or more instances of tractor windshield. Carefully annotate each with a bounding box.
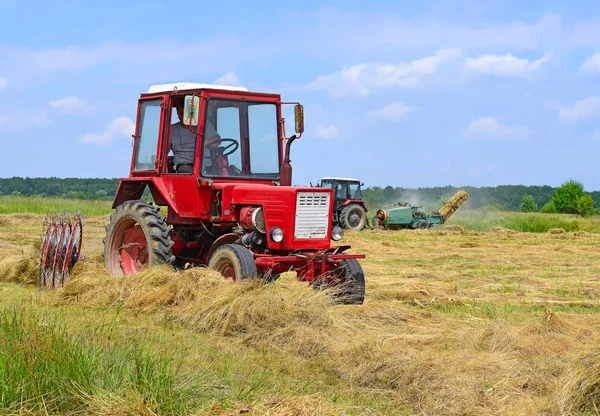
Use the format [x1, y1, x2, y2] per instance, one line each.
[202, 99, 280, 179]
[349, 183, 362, 200]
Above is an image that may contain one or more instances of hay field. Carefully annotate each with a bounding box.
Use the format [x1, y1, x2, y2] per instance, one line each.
[1, 212, 600, 415]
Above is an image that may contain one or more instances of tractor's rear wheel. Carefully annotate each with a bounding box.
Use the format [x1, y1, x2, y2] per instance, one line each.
[208, 244, 257, 282]
[340, 204, 367, 231]
[103, 200, 174, 276]
[315, 258, 366, 304]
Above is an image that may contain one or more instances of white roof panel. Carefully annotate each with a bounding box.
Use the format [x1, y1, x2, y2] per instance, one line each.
[321, 177, 360, 182]
[148, 82, 248, 94]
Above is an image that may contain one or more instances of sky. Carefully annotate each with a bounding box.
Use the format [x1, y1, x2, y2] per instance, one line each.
[0, 0, 599, 189]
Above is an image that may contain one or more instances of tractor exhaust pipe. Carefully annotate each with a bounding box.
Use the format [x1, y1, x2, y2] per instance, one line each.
[280, 135, 297, 186]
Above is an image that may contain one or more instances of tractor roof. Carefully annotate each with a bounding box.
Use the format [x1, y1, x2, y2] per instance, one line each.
[321, 177, 361, 182]
[147, 82, 249, 94]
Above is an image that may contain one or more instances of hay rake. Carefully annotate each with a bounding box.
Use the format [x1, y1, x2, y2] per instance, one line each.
[38, 212, 83, 288]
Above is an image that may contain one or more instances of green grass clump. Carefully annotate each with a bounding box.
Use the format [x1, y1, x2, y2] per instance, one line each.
[0, 307, 207, 415]
[447, 211, 600, 233]
[0, 196, 113, 216]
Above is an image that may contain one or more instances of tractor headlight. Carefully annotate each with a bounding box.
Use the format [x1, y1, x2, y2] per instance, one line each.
[331, 225, 344, 241]
[251, 207, 266, 233]
[270, 227, 284, 243]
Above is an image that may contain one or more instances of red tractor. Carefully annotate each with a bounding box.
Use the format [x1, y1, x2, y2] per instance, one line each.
[316, 178, 368, 231]
[103, 83, 366, 304]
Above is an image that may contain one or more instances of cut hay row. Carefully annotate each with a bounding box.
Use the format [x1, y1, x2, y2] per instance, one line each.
[1, 214, 600, 414]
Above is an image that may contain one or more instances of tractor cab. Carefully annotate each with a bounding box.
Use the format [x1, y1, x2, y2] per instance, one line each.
[317, 178, 368, 231]
[105, 83, 367, 304]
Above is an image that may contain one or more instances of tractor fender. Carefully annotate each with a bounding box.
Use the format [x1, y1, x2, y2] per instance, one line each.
[342, 200, 368, 211]
[112, 179, 176, 214]
[207, 233, 242, 262]
[112, 180, 148, 209]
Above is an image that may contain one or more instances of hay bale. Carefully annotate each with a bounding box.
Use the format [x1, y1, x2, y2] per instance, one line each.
[490, 226, 516, 234]
[548, 228, 566, 234]
[541, 307, 574, 334]
[443, 225, 464, 233]
[0, 244, 38, 284]
[559, 348, 600, 414]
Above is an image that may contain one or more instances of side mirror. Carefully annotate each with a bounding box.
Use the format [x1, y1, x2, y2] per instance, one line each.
[361, 183, 364, 187]
[294, 104, 304, 134]
[183, 95, 199, 126]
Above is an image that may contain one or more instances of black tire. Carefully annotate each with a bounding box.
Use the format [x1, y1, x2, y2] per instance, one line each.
[340, 204, 367, 231]
[208, 244, 257, 281]
[415, 220, 429, 229]
[314, 258, 365, 305]
[103, 200, 175, 276]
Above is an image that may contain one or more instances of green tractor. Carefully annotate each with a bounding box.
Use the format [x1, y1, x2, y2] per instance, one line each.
[316, 178, 368, 231]
[374, 191, 469, 230]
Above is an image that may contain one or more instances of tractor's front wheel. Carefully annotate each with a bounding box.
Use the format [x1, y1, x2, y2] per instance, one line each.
[208, 244, 257, 282]
[103, 200, 175, 276]
[315, 258, 366, 304]
[340, 204, 367, 231]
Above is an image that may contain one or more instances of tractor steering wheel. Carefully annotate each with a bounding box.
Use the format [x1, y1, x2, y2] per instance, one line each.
[219, 138, 239, 156]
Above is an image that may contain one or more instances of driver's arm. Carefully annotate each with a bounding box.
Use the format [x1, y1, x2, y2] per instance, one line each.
[204, 121, 221, 147]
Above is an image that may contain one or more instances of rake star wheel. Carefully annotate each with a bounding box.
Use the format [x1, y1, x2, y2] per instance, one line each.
[37, 213, 84, 288]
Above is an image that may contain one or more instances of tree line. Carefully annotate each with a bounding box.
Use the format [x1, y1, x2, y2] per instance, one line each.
[1, 177, 598, 213]
[361, 182, 600, 213]
[0, 177, 119, 200]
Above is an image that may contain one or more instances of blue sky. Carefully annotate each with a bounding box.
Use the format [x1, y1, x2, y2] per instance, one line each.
[1, 0, 600, 189]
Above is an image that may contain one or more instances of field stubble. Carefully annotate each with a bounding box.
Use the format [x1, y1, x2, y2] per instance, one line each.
[0, 213, 599, 415]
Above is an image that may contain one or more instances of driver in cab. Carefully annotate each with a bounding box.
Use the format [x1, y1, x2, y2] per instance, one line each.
[170, 103, 221, 174]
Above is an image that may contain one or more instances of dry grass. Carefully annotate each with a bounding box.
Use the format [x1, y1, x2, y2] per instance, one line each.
[2, 214, 600, 415]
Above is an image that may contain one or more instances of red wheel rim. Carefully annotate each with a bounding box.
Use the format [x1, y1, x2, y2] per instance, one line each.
[61, 221, 82, 286]
[38, 224, 53, 284]
[110, 219, 148, 275]
[42, 225, 60, 287]
[215, 261, 236, 282]
[51, 224, 71, 288]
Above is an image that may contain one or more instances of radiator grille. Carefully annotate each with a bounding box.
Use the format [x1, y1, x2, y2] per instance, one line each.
[294, 192, 331, 239]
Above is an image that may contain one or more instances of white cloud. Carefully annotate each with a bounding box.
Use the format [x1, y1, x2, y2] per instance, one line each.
[50, 95, 90, 113]
[81, 117, 135, 144]
[0, 110, 50, 130]
[0, 78, 6, 90]
[557, 97, 600, 121]
[214, 71, 243, 87]
[311, 11, 563, 52]
[462, 52, 552, 78]
[2, 38, 240, 73]
[314, 123, 339, 140]
[308, 48, 462, 97]
[462, 117, 533, 138]
[580, 52, 600, 74]
[368, 102, 416, 122]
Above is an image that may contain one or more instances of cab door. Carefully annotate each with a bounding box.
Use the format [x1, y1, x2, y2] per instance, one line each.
[131, 99, 163, 175]
[160, 95, 208, 220]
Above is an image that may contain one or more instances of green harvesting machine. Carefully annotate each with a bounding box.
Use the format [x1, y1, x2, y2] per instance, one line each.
[373, 191, 469, 230]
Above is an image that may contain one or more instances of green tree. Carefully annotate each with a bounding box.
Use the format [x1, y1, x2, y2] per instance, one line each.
[540, 201, 557, 213]
[577, 194, 596, 216]
[519, 194, 537, 212]
[552, 180, 585, 214]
